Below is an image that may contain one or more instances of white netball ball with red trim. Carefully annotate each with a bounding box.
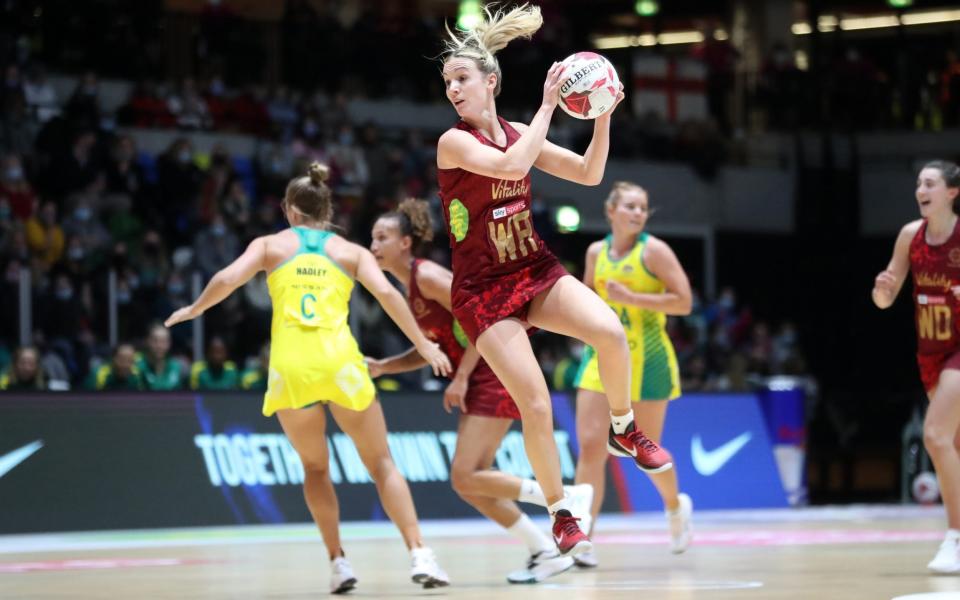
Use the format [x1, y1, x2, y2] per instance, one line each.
[558, 51, 621, 120]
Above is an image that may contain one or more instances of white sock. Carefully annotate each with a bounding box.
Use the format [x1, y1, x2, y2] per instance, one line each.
[548, 497, 571, 519]
[947, 529, 960, 542]
[507, 513, 554, 554]
[610, 410, 635, 434]
[517, 479, 547, 506]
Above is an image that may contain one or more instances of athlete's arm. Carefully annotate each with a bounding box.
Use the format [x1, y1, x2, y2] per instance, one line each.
[582, 241, 603, 292]
[354, 245, 452, 377]
[413, 260, 476, 412]
[414, 261, 455, 312]
[436, 62, 565, 181]
[523, 85, 625, 186]
[165, 237, 266, 326]
[366, 348, 428, 377]
[605, 237, 692, 316]
[444, 345, 477, 414]
[873, 220, 919, 309]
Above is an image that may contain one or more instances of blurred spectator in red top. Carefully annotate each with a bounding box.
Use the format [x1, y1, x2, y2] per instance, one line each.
[0, 154, 36, 220]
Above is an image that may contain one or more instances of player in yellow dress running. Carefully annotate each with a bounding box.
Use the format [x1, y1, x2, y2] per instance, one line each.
[165, 163, 453, 594]
[572, 181, 694, 567]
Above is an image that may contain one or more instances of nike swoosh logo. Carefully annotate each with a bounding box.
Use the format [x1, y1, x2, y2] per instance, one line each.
[691, 432, 751, 476]
[0, 440, 43, 478]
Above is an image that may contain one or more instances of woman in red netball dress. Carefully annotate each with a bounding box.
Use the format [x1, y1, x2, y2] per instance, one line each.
[436, 4, 671, 555]
[873, 160, 960, 573]
[367, 198, 593, 583]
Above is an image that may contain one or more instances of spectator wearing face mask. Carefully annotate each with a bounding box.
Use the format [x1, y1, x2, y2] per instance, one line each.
[193, 214, 238, 278]
[25, 201, 65, 270]
[0, 154, 36, 220]
[190, 336, 239, 391]
[86, 343, 143, 391]
[158, 138, 202, 246]
[65, 71, 102, 132]
[38, 274, 86, 343]
[0, 345, 46, 391]
[62, 195, 110, 263]
[48, 131, 100, 198]
[136, 324, 184, 391]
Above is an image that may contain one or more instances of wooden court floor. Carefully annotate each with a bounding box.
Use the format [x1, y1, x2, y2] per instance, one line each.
[3, 505, 960, 600]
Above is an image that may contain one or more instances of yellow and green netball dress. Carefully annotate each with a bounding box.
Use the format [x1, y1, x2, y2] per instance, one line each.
[263, 227, 375, 416]
[575, 233, 681, 401]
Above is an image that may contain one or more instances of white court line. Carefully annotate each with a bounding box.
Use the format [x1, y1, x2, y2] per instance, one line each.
[0, 504, 944, 555]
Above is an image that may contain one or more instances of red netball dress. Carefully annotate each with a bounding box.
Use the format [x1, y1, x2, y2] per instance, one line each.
[910, 218, 960, 390]
[409, 258, 520, 419]
[437, 117, 569, 343]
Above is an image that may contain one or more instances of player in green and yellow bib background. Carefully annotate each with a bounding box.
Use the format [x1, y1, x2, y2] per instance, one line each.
[165, 162, 453, 593]
[572, 181, 694, 567]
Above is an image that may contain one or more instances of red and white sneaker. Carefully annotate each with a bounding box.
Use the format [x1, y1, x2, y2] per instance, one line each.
[551, 509, 592, 557]
[608, 421, 674, 473]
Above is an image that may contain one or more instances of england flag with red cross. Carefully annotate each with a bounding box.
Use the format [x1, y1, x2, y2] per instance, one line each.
[632, 54, 707, 122]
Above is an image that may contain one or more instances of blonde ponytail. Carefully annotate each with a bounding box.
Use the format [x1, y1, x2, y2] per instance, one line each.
[442, 3, 543, 96]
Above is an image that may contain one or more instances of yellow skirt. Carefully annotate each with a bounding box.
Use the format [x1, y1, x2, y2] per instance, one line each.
[574, 338, 681, 402]
[262, 357, 376, 416]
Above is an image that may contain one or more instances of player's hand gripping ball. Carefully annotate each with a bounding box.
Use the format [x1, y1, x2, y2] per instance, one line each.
[558, 51, 621, 120]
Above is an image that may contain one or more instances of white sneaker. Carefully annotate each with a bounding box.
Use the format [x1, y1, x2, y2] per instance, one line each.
[410, 547, 450, 588]
[928, 533, 960, 573]
[573, 549, 598, 569]
[564, 483, 594, 536]
[329, 556, 357, 594]
[667, 493, 693, 554]
[506, 548, 574, 584]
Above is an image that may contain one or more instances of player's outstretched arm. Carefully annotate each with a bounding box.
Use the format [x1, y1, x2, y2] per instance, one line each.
[165, 237, 267, 327]
[355, 246, 451, 377]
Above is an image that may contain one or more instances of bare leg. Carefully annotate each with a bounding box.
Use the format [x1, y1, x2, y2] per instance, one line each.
[276, 405, 342, 560]
[574, 389, 610, 530]
[528, 276, 632, 415]
[476, 318, 565, 505]
[925, 370, 960, 529]
[634, 400, 679, 511]
[450, 414, 524, 527]
[329, 400, 423, 549]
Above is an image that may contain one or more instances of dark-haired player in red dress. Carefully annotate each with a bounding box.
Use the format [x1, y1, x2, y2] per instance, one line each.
[435, 4, 670, 556]
[873, 160, 960, 573]
[367, 199, 594, 583]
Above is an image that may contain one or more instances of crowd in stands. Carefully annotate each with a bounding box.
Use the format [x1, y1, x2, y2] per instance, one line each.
[0, 53, 809, 393]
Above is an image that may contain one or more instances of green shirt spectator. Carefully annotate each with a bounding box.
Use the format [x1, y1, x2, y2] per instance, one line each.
[86, 344, 143, 391]
[241, 343, 270, 391]
[136, 325, 184, 390]
[191, 360, 239, 390]
[240, 367, 267, 391]
[190, 336, 239, 391]
[0, 346, 46, 391]
[137, 355, 184, 390]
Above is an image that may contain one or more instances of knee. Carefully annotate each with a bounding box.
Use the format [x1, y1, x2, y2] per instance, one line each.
[450, 465, 477, 498]
[924, 426, 955, 456]
[578, 429, 609, 465]
[362, 454, 396, 482]
[587, 314, 628, 351]
[300, 455, 331, 479]
[518, 396, 552, 425]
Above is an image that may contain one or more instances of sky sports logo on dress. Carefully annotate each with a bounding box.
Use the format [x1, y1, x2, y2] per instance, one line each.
[492, 200, 526, 220]
[193, 431, 576, 488]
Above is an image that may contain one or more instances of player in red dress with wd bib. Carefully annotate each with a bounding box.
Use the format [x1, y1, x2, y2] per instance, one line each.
[367, 199, 594, 583]
[436, 4, 671, 556]
[873, 160, 960, 573]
